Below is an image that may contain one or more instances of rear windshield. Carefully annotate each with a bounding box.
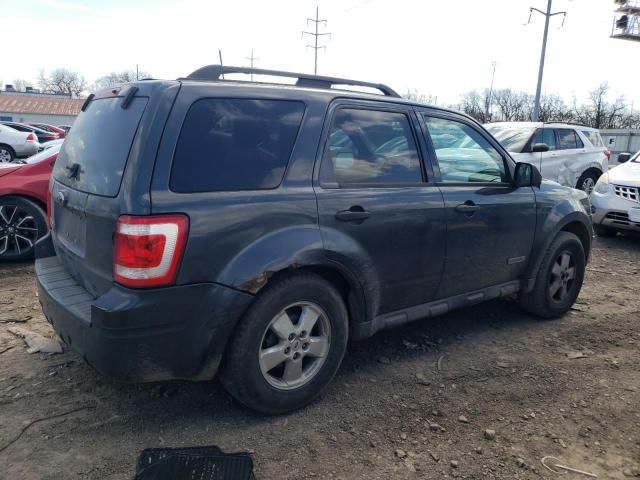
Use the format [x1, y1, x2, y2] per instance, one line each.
[170, 98, 305, 192]
[53, 96, 148, 196]
[485, 125, 536, 153]
[581, 130, 604, 147]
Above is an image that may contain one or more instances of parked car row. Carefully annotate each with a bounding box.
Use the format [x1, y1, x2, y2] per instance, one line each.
[0, 121, 69, 163]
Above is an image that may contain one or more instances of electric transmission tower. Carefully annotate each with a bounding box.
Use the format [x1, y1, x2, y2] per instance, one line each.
[302, 6, 331, 75]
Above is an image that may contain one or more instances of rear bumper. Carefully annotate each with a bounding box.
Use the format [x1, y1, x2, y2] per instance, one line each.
[15, 142, 39, 158]
[35, 237, 253, 382]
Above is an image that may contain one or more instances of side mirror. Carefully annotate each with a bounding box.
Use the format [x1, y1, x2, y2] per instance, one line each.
[531, 143, 550, 153]
[618, 152, 631, 163]
[514, 162, 543, 188]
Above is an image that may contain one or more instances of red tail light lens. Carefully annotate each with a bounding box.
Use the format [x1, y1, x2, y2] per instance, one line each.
[114, 215, 189, 288]
[26, 133, 36, 142]
[604, 149, 611, 161]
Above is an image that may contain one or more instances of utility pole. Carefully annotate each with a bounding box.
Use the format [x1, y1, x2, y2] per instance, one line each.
[529, 0, 566, 121]
[218, 49, 224, 79]
[302, 6, 331, 75]
[245, 49, 259, 81]
[136, 64, 139, 80]
[485, 61, 497, 121]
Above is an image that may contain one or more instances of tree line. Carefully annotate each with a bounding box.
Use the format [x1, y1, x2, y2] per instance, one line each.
[456, 83, 640, 129]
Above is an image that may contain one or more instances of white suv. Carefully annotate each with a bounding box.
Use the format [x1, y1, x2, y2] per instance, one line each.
[485, 122, 609, 193]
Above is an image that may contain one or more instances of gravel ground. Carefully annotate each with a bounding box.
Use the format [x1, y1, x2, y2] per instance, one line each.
[1, 234, 639, 479]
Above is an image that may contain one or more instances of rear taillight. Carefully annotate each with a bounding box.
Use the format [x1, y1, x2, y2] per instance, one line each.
[604, 149, 611, 161]
[113, 215, 189, 288]
[26, 133, 36, 142]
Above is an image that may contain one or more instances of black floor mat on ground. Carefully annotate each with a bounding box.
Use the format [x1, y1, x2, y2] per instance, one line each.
[135, 446, 255, 480]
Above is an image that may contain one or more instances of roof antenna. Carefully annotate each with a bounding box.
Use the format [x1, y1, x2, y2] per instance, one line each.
[218, 49, 224, 79]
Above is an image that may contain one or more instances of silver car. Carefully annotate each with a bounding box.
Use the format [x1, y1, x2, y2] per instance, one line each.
[591, 150, 640, 236]
[0, 124, 40, 161]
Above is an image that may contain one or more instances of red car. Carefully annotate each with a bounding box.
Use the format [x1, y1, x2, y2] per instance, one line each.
[0, 143, 60, 260]
[29, 123, 66, 139]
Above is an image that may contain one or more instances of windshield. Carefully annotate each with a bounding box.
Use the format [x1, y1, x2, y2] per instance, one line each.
[23, 144, 62, 164]
[485, 125, 537, 153]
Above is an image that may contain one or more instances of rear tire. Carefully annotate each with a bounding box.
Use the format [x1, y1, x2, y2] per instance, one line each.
[594, 225, 617, 238]
[220, 272, 349, 414]
[0, 196, 48, 261]
[0, 145, 15, 163]
[519, 232, 586, 319]
[576, 171, 599, 194]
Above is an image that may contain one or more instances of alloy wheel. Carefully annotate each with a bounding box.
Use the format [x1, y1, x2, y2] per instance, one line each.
[0, 149, 12, 163]
[548, 250, 576, 303]
[581, 177, 595, 194]
[259, 302, 331, 391]
[0, 205, 39, 257]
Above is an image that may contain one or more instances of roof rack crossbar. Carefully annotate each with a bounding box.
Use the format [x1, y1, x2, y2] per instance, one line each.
[183, 65, 401, 98]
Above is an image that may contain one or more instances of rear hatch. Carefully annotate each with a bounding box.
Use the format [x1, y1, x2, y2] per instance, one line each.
[50, 86, 155, 297]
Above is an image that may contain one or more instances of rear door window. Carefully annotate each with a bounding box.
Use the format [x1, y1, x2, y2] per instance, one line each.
[581, 130, 604, 147]
[53, 96, 148, 196]
[170, 99, 305, 192]
[556, 129, 582, 150]
[319, 108, 423, 187]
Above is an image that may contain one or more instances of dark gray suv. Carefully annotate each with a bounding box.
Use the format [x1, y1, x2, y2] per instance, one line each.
[35, 66, 593, 414]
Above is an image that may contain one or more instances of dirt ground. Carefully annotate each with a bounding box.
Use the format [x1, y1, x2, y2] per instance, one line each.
[1, 235, 639, 480]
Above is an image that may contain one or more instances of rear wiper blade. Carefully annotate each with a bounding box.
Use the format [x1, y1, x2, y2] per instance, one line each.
[81, 93, 94, 112]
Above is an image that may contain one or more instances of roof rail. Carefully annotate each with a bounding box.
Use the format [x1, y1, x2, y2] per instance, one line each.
[183, 65, 401, 98]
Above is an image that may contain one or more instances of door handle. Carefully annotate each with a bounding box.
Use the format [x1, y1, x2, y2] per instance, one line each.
[335, 208, 371, 222]
[455, 202, 480, 214]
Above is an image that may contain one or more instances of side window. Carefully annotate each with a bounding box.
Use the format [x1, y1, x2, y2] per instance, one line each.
[556, 129, 582, 150]
[319, 108, 423, 186]
[574, 131, 584, 148]
[581, 130, 603, 147]
[424, 116, 507, 183]
[170, 99, 305, 192]
[542, 128, 557, 150]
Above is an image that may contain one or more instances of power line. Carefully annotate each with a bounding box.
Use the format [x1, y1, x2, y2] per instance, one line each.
[245, 49, 259, 81]
[302, 6, 331, 75]
[528, 0, 567, 122]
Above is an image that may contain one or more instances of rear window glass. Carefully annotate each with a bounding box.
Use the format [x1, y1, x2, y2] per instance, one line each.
[170, 99, 305, 192]
[556, 129, 583, 150]
[53, 96, 148, 196]
[581, 130, 604, 147]
[484, 125, 536, 153]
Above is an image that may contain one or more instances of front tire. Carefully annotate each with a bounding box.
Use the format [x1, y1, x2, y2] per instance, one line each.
[0, 196, 48, 261]
[576, 171, 599, 194]
[519, 232, 586, 319]
[220, 272, 349, 414]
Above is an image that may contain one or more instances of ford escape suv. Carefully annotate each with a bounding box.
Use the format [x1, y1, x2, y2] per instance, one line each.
[36, 66, 593, 414]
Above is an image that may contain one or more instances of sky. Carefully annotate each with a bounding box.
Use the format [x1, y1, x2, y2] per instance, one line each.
[2, 0, 640, 107]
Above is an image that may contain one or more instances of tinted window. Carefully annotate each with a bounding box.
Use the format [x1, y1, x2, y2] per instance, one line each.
[53, 96, 148, 196]
[531, 128, 556, 151]
[556, 129, 583, 150]
[320, 108, 422, 186]
[171, 99, 304, 192]
[425, 116, 506, 183]
[485, 125, 536, 153]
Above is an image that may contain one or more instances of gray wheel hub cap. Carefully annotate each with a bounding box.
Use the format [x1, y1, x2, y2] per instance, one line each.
[259, 302, 331, 391]
[581, 177, 595, 194]
[548, 251, 576, 302]
[0, 149, 11, 163]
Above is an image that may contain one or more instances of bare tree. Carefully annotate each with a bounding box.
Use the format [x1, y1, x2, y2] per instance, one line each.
[12, 79, 30, 92]
[93, 70, 152, 90]
[37, 68, 87, 97]
[460, 90, 487, 123]
[492, 89, 532, 122]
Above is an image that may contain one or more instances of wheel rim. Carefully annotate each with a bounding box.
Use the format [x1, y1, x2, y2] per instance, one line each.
[0, 149, 11, 163]
[259, 302, 331, 391]
[581, 177, 595, 194]
[0, 205, 39, 257]
[548, 250, 576, 303]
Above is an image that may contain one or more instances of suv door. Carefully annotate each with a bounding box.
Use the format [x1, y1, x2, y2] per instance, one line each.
[529, 127, 557, 178]
[553, 128, 586, 187]
[315, 102, 446, 315]
[419, 111, 537, 299]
